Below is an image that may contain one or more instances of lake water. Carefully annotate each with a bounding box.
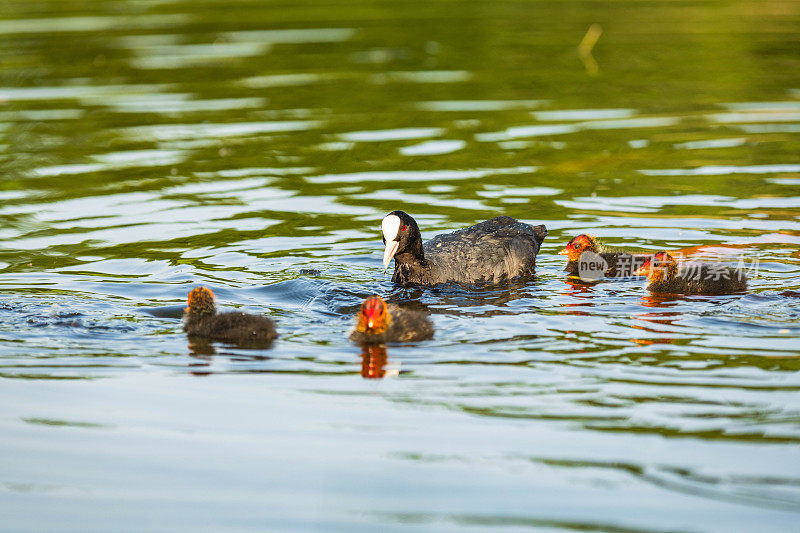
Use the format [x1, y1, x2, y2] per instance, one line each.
[1, 1, 799, 531]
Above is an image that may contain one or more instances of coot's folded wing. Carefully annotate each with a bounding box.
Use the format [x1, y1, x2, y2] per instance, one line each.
[424, 217, 546, 284]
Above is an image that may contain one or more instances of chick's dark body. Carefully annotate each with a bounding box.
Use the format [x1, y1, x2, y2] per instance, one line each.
[565, 252, 650, 278]
[349, 304, 433, 344]
[647, 264, 747, 295]
[184, 311, 277, 344]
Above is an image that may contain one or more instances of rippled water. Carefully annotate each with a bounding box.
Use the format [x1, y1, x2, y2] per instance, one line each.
[1, 1, 800, 531]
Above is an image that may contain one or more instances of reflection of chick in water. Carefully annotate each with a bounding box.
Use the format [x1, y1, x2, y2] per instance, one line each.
[188, 337, 216, 356]
[360, 344, 400, 379]
[629, 309, 680, 346]
[183, 287, 277, 347]
[349, 295, 433, 343]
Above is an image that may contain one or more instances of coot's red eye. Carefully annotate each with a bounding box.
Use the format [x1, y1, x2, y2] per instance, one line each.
[401, 225, 408, 231]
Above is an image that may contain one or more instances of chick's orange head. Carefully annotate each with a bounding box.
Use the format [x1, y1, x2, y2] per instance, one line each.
[558, 234, 597, 261]
[187, 286, 216, 315]
[358, 295, 389, 333]
[634, 252, 675, 279]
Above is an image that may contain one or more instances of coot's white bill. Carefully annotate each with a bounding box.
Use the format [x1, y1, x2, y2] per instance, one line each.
[381, 214, 402, 270]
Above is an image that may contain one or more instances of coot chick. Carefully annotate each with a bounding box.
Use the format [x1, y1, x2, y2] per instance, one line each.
[183, 287, 277, 345]
[381, 211, 547, 285]
[559, 234, 649, 278]
[634, 252, 747, 295]
[349, 295, 433, 344]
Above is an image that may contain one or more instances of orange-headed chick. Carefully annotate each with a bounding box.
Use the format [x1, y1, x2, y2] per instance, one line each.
[559, 234, 649, 278]
[634, 251, 747, 295]
[349, 295, 433, 344]
[558, 234, 599, 262]
[183, 286, 277, 346]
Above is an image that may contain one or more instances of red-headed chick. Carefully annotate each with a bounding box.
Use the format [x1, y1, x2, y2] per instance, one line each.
[559, 234, 649, 278]
[349, 295, 433, 344]
[633, 251, 747, 295]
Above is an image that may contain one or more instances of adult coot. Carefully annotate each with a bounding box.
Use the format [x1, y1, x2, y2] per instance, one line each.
[634, 252, 747, 295]
[183, 287, 277, 345]
[559, 234, 650, 278]
[349, 295, 433, 343]
[381, 210, 547, 285]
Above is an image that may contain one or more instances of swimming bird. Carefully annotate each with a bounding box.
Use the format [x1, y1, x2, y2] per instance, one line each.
[183, 286, 277, 345]
[381, 211, 547, 286]
[559, 234, 649, 278]
[633, 251, 747, 295]
[349, 295, 433, 343]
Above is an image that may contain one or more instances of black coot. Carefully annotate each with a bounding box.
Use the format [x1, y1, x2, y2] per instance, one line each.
[381, 210, 547, 286]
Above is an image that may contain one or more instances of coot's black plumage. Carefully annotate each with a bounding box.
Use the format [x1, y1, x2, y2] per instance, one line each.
[381, 211, 547, 286]
[183, 287, 277, 345]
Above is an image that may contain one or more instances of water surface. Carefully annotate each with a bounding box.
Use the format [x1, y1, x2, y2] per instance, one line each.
[1, 1, 799, 531]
